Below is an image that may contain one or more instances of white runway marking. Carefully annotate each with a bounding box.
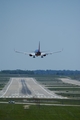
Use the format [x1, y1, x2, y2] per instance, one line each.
[32, 78, 54, 96]
[1, 79, 13, 97]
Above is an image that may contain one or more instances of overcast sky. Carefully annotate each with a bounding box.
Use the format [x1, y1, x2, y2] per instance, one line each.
[0, 0, 80, 70]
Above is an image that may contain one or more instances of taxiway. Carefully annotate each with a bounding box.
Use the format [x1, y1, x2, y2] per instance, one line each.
[60, 78, 80, 86]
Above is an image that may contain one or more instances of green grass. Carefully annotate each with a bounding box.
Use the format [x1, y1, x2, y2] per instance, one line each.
[48, 88, 80, 91]
[0, 75, 10, 90]
[0, 104, 80, 120]
[0, 98, 80, 105]
[57, 93, 80, 97]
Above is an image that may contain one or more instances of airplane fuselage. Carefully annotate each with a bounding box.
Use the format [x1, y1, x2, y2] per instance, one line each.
[35, 49, 41, 56]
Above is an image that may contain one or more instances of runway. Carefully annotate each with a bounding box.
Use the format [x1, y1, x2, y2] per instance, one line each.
[60, 78, 80, 86]
[0, 77, 64, 99]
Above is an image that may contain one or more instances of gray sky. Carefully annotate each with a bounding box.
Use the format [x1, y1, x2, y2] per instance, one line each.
[0, 0, 80, 70]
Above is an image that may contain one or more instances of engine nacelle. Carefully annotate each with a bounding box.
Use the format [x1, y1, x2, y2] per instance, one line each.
[29, 54, 32, 57]
[43, 54, 46, 56]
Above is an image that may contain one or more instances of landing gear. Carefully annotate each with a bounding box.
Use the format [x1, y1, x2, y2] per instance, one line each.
[41, 56, 43, 58]
[33, 56, 35, 58]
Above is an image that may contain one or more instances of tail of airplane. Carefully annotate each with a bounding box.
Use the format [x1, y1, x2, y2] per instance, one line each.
[38, 41, 40, 51]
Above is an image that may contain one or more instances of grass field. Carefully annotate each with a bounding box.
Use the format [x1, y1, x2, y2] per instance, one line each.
[0, 104, 80, 120]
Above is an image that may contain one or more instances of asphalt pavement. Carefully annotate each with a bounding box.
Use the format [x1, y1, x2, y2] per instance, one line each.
[0, 77, 64, 99]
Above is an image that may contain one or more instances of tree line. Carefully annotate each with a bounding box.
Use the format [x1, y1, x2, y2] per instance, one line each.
[0, 70, 80, 76]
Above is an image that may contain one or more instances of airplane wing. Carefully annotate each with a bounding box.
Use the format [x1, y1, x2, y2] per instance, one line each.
[14, 49, 35, 57]
[41, 49, 63, 57]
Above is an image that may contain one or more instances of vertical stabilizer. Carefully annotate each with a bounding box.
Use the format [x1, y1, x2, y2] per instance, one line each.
[38, 41, 40, 51]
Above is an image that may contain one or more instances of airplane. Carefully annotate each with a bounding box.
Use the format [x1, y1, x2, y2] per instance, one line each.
[15, 42, 62, 58]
